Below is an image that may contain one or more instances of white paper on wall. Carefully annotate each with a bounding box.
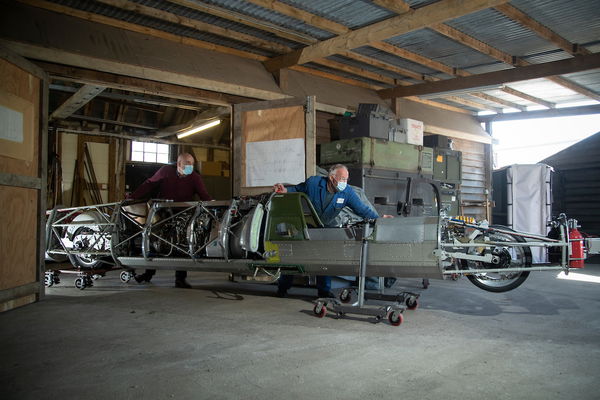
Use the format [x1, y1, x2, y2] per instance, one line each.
[0, 104, 24, 143]
[246, 138, 305, 187]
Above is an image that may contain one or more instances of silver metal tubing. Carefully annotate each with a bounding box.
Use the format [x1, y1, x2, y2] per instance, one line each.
[442, 241, 568, 248]
[443, 266, 566, 274]
[357, 224, 370, 308]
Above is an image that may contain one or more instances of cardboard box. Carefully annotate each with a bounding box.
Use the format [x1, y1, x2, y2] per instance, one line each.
[201, 161, 222, 176]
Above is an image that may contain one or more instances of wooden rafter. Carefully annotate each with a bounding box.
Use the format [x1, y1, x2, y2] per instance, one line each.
[495, 4, 591, 56]
[50, 84, 106, 120]
[167, 0, 318, 45]
[263, 0, 510, 72]
[369, 42, 525, 110]
[19, 0, 387, 95]
[248, 0, 510, 112]
[500, 86, 555, 109]
[430, 21, 600, 103]
[378, 53, 600, 98]
[374, 1, 598, 105]
[96, 0, 291, 54]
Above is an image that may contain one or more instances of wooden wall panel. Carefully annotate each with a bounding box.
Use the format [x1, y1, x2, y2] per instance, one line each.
[241, 105, 305, 192]
[0, 59, 39, 177]
[0, 53, 44, 312]
[0, 185, 38, 290]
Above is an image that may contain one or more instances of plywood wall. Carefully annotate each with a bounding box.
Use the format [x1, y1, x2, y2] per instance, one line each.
[0, 56, 42, 311]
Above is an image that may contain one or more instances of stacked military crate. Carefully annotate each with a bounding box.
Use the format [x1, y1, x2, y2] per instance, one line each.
[321, 104, 461, 217]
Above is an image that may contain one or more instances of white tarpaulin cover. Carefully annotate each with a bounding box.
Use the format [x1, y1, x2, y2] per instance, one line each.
[506, 164, 553, 263]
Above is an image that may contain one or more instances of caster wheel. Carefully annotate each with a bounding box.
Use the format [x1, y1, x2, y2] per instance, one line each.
[336, 311, 345, 319]
[74, 277, 86, 290]
[313, 303, 327, 318]
[44, 274, 54, 287]
[406, 297, 419, 310]
[53, 275, 60, 285]
[339, 289, 351, 304]
[120, 271, 132, 283]
[422, 278, 430, 289]
[388, 311, 403, 326]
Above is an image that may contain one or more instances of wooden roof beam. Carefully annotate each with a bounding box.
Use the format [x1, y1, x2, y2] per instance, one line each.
[50, 84, 105, 120]
[374, 1, 596, 105]
[495, 4, 591, 56]
[370, 42, 525, 110]
[245, 0, 499, 112]
[96, 0, 291, 54]
[263, 0, 510, 72]
[167, 0, 319, 45]
[379, 53, 600, 98]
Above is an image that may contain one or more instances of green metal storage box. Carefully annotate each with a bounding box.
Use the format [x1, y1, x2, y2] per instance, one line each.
[320, 138, 433, 175]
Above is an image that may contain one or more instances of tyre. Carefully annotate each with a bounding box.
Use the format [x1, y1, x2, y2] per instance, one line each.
[339, 289, 351, 304]
[388, 311, 403, 326]
[462, 225, 531, 293]
[313, 303, 326, 318]
[68, 227, 103, 270]
[74, 277, 86, 290]
[406, 297, 418, 310]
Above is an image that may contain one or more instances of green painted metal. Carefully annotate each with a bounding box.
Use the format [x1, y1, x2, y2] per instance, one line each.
[265, 193, 323, 241]
[320, 137, 432, 173]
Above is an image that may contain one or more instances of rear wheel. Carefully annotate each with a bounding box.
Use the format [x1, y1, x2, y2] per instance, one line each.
[68, 228, 104, 269]
[462, 226, 531, 293]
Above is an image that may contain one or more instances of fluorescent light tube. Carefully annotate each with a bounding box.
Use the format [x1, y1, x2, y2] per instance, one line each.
[176, 119, 221, 139]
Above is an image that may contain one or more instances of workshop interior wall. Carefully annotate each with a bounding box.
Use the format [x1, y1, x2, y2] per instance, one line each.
[0, 58, 41, 311]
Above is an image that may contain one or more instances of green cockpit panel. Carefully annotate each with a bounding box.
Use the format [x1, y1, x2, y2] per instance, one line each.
[266, 193, 324, 241]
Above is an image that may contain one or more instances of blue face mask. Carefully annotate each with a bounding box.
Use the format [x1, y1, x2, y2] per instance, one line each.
[182, 165, 194, 175]
[336, 181, 347, 192]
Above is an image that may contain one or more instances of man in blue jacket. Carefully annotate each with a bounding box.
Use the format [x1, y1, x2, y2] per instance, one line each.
[273, 164, 390, 298]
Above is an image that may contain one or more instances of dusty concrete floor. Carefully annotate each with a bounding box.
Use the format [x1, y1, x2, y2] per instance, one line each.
[1, 265, 600, 400]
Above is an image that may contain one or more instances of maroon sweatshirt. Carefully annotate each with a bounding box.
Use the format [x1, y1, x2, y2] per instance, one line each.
[129, 165, 212, 202]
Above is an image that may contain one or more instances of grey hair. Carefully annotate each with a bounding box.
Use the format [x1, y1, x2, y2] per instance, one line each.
[328, 164, 347, 176]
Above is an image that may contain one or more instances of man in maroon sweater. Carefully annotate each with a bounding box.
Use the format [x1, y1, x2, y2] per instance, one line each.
[129, 152, 212, 288]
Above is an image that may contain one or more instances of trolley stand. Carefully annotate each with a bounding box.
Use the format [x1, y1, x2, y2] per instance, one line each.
[44, 265, 119, 290]
[312, 222, 411, 327]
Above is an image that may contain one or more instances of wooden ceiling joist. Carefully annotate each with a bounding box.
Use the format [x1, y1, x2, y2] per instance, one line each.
[495, 4, 591, 56]
[500, 86, 556, 109]
[39, 62, 248, 106]
[96, 0, 291, 54]
[50, 84, 106, 120]
[263, 0, 510, 72]
[374, 1, 599, 105]
[379, 53, 600, 99]
[167, 0, 319, 45]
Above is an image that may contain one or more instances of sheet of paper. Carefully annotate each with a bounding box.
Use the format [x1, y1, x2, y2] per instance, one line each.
[246, 138, 305, 187]
[0, 104, 24, 143]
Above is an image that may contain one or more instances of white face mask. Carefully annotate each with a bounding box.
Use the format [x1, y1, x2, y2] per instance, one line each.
[336, 181, 347, 191]
[182, 165, 193, 175]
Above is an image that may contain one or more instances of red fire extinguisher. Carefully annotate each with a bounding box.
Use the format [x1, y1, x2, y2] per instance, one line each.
[569, 219, 585, 268]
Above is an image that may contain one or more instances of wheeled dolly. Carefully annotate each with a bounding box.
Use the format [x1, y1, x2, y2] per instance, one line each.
[44, 265, 116, 290]
[119, 270, 137, 283]
[312, 222, 421, 327]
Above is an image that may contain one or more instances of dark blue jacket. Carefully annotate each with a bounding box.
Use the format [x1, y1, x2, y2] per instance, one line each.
[287, 176, 379, 226]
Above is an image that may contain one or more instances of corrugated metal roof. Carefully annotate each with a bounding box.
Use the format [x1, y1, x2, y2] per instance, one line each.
[201, 0, 336, 40]
[38, 0, 600, 116]
[446, 8, 560, 57]
[511, 0, 600, 46]
[134, 0, 305, 49]
[385, 29, 501, 70]
[282, 0, 393, 29]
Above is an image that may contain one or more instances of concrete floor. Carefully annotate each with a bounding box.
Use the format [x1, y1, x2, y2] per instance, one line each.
[1, 265, 600, 400]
